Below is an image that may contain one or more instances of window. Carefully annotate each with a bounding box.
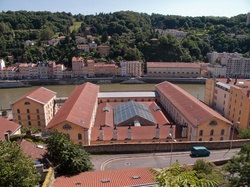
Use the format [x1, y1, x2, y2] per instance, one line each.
[199, 130, 203, 136]
[28, 121, 31, 126]
[27, 109, 30, 113]
[17, 109, 20, 114]
[27, 115, 30, 120]
[37, 115, 40, 120]
[24, 102, 30, 105]
[18, 115, 21, 120]
[62, 124, 72, 130]
[209, 137, 213, 141]
[199, 138, 202, 141]
[221, 129, 225, 135]
[78, 133, 82, 140]
[38, 121, 41, 126]
[36, 109, 39, 113]
[220, 137, 224, 141]
[210, 129, 214, 136]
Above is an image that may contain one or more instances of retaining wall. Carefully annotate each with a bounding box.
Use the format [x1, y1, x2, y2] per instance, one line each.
[84, 139, 250, 154]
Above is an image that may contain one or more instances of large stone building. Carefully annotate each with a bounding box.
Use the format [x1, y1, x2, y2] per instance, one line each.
[147, 62, 201, 78]
[207, 52, 242, 65]
[11, 87, 57, 131]
[156, 81, 232, 141]
[120, 60, 142, 77]
[205, 78, 250, 130]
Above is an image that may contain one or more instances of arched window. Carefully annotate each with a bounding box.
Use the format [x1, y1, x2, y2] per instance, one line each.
[27, 109, 30, 113]
[210, 129, 214, 136]
[24, 102, 30, 105]
[18, 115, 21, 120]
[27, 115, 30, 120]
[209, 137, 213, 141]
[28, 121, 31, 126]
[17, 109, 20, 114]
[220, 137, 224, 141]
[37, 115, 40, 120]
[221, 129, 225, 135]
[199, 138, 202, 141]
[78, 133, 82, 140]
[199, 130, 203, 136]
[62, 124, 72, 130]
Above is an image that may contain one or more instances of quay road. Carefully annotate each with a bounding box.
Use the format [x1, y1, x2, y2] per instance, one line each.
[90, 148, 240, 171]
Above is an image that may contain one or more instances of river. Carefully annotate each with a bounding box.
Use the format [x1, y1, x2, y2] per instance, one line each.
[0, 83, 205, 109]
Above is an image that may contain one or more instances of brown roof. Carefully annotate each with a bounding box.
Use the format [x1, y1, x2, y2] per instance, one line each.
[47, 82, 99, 129]
[156, 81, 232, 126]
[0, 117, 20, 140]
[16, 139, 46, 161]
[12, 87, 57, 105]
[72, 57, 84, 61]
[53, 167, 157, 187]
[147, 62, 201, 68]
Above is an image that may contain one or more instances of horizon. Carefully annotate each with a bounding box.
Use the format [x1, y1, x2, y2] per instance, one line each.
[1, 0, 249, 18]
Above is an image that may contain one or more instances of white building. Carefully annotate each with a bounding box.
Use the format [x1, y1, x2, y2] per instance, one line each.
[207, 52, 243, 65]
[246, 12, 250, 26]
[0, 58, 5, 70]
[207, 65, 227, 78]
[120, 61, 142, 77]
[226, 58, 250, 78]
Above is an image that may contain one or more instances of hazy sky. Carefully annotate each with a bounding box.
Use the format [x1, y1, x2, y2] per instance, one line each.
[1, 0, 249, 17]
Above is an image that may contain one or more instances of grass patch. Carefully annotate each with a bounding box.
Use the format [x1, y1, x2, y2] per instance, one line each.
[69, 18, 82, 33]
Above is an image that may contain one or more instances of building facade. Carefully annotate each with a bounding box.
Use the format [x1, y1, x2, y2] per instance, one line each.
[147, 62, 201, 78]
[204, 78, 250, 130]
[226, 58, 250, 78]
[120, 61, 142, 77]
[11, 87, 57, 131]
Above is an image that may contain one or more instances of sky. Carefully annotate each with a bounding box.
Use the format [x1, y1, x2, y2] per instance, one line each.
[0, 0, 249, 17]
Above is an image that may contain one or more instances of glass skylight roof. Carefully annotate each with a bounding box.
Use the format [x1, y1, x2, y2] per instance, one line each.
[114, 101, 157, 125]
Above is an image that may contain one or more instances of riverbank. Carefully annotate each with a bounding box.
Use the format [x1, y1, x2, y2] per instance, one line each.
[16, 77, 206, 87]
[0, 80, 31, 88]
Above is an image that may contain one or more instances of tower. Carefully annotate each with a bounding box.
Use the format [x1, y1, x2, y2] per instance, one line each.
[246, 13, 250, 26]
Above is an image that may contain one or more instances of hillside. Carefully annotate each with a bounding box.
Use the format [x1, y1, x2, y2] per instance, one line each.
[0, 11, 249, 67]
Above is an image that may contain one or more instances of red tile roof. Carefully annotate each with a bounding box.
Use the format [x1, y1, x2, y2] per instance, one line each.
[0, 117, 20, 140]
[72, 57, 84, 61]
[47, 82, 99, 129]
[16, 139, 46, 161]
[12, 87, 56, 105]
[147, 62, 200, 68]
[156, 81, 232, 126]
[53, 167, 157, 187]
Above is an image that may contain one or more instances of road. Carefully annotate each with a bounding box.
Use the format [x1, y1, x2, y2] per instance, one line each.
[90, 148, 240, 171]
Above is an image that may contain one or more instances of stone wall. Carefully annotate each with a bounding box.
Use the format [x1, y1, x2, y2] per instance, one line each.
[84, 139, 250, 154]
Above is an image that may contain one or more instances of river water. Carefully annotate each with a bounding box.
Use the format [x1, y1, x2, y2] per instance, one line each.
[0, 83, 205, 109]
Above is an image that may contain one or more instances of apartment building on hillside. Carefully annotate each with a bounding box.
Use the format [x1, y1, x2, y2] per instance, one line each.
[204, 78, 250, 130]
[207, 52, 242, 65]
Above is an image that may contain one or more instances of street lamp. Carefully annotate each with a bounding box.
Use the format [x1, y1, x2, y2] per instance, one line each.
[169, 133, 177, 166]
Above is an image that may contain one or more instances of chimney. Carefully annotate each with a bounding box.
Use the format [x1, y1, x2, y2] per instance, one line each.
[127, 125, 132, 140]
[4, 132, 10, 142]
[113, 125, 118, 140]
[234, 78, 237, 85]
[247, 90, 250, 98]
[99, 125, 104, 141]
[155, 124, 160, 139]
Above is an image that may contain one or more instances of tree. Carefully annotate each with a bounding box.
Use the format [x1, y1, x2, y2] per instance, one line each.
[238, 127, 250, 139]
[151, 162, 220, 187]
[40, 27, 54, 40]
[46, 131, 93, 175]
[0, 140, 40, 187]
[223, 142, 250, 186]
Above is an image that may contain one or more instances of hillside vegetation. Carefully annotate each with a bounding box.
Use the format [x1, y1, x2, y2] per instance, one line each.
[0, 11, 249, 67]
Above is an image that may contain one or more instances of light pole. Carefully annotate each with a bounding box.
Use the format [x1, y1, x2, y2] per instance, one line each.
[169, 133, 176, 166]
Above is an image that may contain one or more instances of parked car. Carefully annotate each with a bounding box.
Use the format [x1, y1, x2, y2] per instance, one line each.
[191, 146, 210, 157]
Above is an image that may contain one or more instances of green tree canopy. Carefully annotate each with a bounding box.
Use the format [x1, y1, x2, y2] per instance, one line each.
[224, 142, 250, 186]
[0, 140, 40, 187]
[45, 131, 93, 175]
